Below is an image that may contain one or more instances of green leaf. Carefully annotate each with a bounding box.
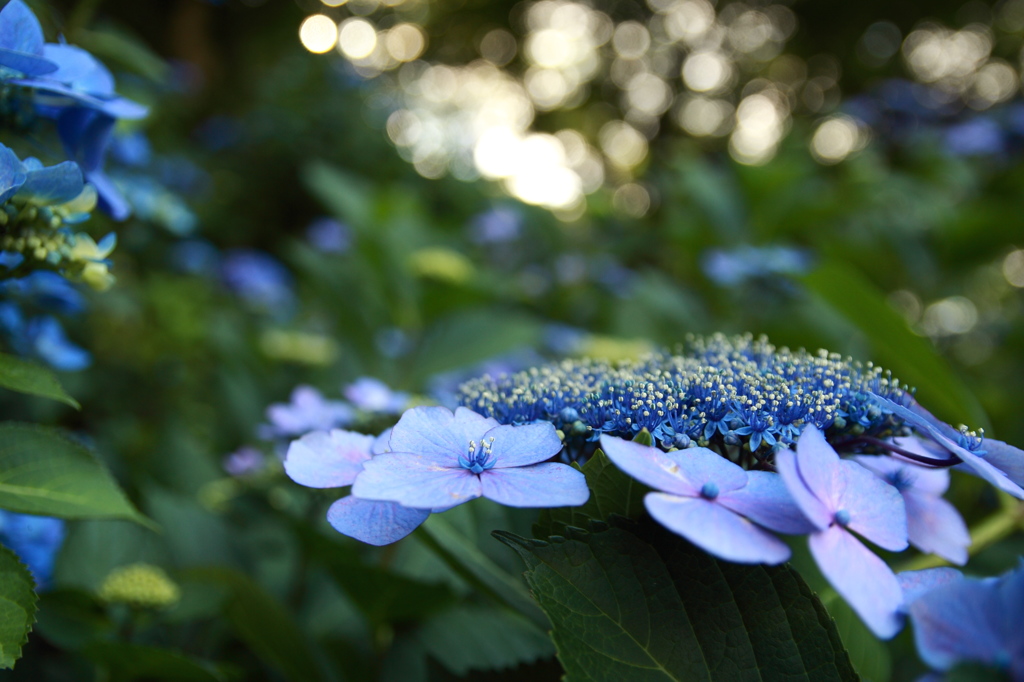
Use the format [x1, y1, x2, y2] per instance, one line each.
[184, 567, 325, 682]
[534, 447, 648, 538]
[0, 353, 79, 408]
[0, 424, 152, 527]
[418, 514, 547, 629]
[74, 28, 169, 81]
[495, 520, 857, 682]
[801, 262, 989, 429]
[823, 596, 891, 681]
[416, 606, 555, 675]
[0, 544, 38, 669]
[302, 161, 374, 230]
[82, 642, 227, 682]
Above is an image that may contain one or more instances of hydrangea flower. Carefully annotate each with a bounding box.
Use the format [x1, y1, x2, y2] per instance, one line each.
[871, 394, 1024, 499]
[285, 428, 430, 545]
[0, 0, 57, 77]
[0, 305, 90, 370]
[776, 426, 908, 639]
[222, 446, 266, 477]
[905, 562, 1024, 678]
[221, 249, 294, 314]
[854, 454, 970, 565]
[0, 510, 65, 590]
[352, 406, 588, 510]
[601, 434, 814, 564]
[260, 385, 353, 440]
[306, 217, 350, 253]
[343, 377, 409, 414]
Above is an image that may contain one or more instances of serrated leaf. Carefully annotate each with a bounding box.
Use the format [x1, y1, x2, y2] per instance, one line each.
[495, 520, 858, 682]
[534, 447, 648, 538]
[0, 424, 151, 527]
[0, 353, 79, 408]
[184, 567, 325, 682]
[0, 544, 38, 669]
[82, 641, 226, 682]
[801, 262, 988, 429]
[416, 606, 555, 675]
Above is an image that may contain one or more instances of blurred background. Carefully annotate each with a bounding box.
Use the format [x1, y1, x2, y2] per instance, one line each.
[4, 0, 1024, 679]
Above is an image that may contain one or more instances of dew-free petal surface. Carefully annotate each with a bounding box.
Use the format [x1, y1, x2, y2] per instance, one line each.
[774, 448, 831, 530]
[353, 453, 482, 508]
[388, 406, 493, 466]
[837, 460, 908, 552]
[903, 489, 969, 565]
[908, 578, 1004, 670]
[480, 463, 589, 507]
[719, 470, 817, 534]
[486, 422, 564, 468]
[794, 426, 844, 509]
[326, 496, 429, 546]
[284, 430, 374, 488]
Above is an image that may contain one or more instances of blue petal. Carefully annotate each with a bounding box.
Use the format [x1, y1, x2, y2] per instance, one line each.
[718, 470, 817, 534]
[855, 452, 950, 496]
[387, 406, 497, 466]
[774, 448, 831, 530]
[486, 422, 564, 468]
[979, 439, 1024, 489]
[645, 492, 792, 564]
[479, 463, 589, 507]
[0, 144, 27, 203]
[601, 435, 699, 496]
[352, 453, 481, 508]
[897, 567, 963, 606]
[27, 316, 90, 371]
[903, 489, 969, 565]
[809, 525, 904, 639]
[0, 251, 24, 269]
[284, 430, 374, 489]
[326, 495, 429, 546]
[793, 425, 844, 510]
[17, 160, 84, 204]
[838, 460, 908, 552]
[0, 1, 56, 75]
[908, 577, 1006, 670]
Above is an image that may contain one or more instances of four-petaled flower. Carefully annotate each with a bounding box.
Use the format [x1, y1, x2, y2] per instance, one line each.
[600, 434, 814, 564]
[776, 425, 909, 639]
[352, 406, 588, 509]
[285, 428, 430, 546]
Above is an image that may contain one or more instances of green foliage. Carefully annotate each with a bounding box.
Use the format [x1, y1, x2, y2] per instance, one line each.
[496, 521, 857, 682]
[0, 545, 38, 669]
[0, 353, 79, 409]
[0, 424, 150, 526]
[81, 642, 226, 682]
[416, 606, 555, 675]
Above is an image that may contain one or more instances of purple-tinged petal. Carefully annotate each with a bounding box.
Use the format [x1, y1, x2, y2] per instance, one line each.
[480, 463, 589, 507]
[645, 492, 792, 565]
[809, 525, 904, 639]
[775, 448, 831, 530]
[980, 439, 1024, 488]
[794, 425, 845, 510]
[837, 460, 908, 552]
[326, 496, 429, 546]
[854, 454, 950, 496]
[284, 430, 374, 489]
[601, 435, 699, 496]
[903, 490, 969, 565]
[387, 406, 496, 466]
[947, 445, 1024, 500]
[908, 578, 1005, 670]
[485, 422, 564, 468]
[353, 453, 481, 508]
[718, 471, 817, 534]
[898, 567, 964, 607]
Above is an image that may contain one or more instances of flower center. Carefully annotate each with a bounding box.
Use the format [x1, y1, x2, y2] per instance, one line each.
[700, 482, 719, 500]
[834, 509, 851, 526]
[458, 437, 496, 474]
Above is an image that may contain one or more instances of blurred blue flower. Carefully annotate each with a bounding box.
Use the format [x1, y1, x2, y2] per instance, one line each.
[945, 118, 1004, 157]
[306, 217, 350, 253]
[222, 446, 266, 477]
[703, 245, 812, 287]
[285, 428, 430, 545]
[343, 377, 409, 414]
[428, 349, 542, 409]
[602, 434, 813, 564]
[854, 454, 969, 565]
[0, 0, 57, 77]
[0, 510, 65, 590]
[0, 304, 90, 370]
[906, 562, 1024, 678]
[352, 406, 588, 509]
[0, 271, 86, 315]
[220, 248, 294, 313]
[259, 385, 353, 440]
[109, 130, 152, 168]
[0, 250, 23, 269]
[469, 206, 522, 244]
[776, 426, 908, 639]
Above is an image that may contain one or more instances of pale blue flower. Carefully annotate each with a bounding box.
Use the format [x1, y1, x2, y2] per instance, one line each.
[343, 377, 409, 414]
[601, 434, 813, 564]
[352, 406, 589, 509]
[260, 385, 353, 440]
[776, 425, 909, 639]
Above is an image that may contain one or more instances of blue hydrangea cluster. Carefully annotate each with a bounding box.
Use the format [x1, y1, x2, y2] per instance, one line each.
[457, 333, 909, 463]
[0, 510, 65, 590]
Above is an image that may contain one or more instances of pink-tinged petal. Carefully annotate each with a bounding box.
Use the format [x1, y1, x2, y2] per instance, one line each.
[853, 454, 950, 496]
[718, 471, 817, 535]
[353, 453, 482, 508]
[898, 567, 964, 606]
[480, 463, 589, 507]
[326, 496, 430, 546]
[284, 430, 374, 488]
[908, 579, 1005, 670]
[809, 526, 904, 639]
[903, 490, 969, 566]
[981, 439, 1024, 488]
[837, 460, 908, 552]
[486, 422, 564, 468]
[600, 435, 699, 496]
[387, 406, 492, 466]
[775, 449, 831, 530]
[794, 425, 845, 509]
[645, 493, 791, 565]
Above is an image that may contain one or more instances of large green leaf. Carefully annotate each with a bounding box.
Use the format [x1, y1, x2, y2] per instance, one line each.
[184, 567, 325, 682]
[0, 424, 151, 526]
[496, 520, 857, 682]
[0, 545, 38, 669]
[801, 262, 988, 429]
[0, 353, 79, 408]
[82, 642, 226, 682]
[416, 606, 555, 675]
